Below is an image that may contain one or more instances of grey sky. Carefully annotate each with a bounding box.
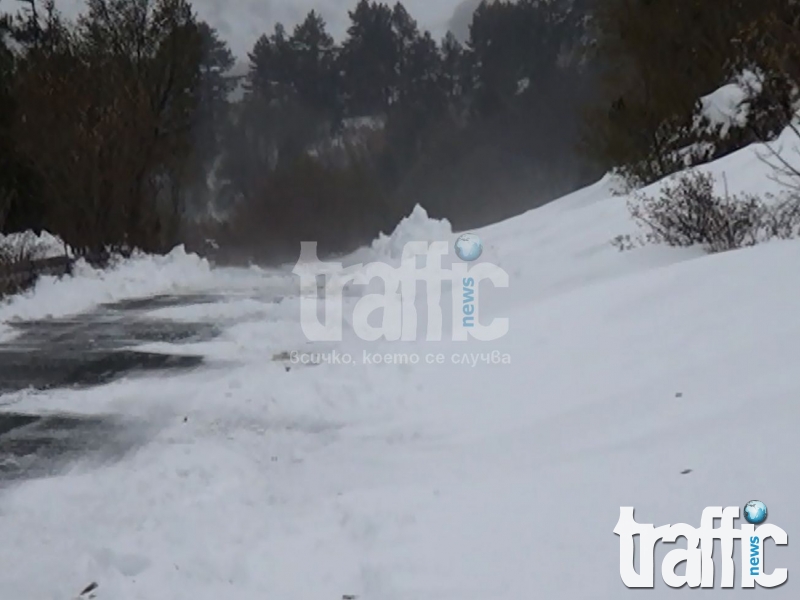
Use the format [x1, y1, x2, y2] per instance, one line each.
[50, 0, 482, 59]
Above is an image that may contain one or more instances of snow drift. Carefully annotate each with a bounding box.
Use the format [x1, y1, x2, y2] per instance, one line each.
[0, 129, 799, 599]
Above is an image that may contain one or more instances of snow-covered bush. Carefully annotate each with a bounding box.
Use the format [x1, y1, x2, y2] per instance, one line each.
[0, 230, 71, 296]
[618, 171, 800, 253]
[0, 238, 36, 296]
[608, 72, 795, 192]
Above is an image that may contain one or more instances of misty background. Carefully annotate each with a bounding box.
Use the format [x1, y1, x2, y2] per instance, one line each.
[1, 0, 795, 266]
[54, 0, 480, 59]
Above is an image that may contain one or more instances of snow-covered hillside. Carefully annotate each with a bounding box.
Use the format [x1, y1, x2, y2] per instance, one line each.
[0, 130, 798, 599]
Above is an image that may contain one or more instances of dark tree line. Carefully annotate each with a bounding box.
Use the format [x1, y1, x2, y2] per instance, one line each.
[0, 0, 231, 258]
[1, 0, 799, 264]
[212, 0, 604, 260]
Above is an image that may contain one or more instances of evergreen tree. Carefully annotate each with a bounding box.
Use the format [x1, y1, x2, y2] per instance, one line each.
[339, 0, 396, 116]
[183, 21, 235, 215]
[440, 31, 467, 106]
[289, 10, 338, 116]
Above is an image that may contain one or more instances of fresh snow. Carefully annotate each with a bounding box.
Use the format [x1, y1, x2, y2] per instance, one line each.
[696, 70, 762, 137]
[0, 229, 68, 260]
[1, 131, 799, 599]
[0, 247, 216, 341]
[370, 204, 454, 261]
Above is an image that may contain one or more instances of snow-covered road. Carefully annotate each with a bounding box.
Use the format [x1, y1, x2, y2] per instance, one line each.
[1, 134, 799, 599]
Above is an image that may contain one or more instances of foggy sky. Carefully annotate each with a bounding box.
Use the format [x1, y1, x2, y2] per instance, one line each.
[50, 0, 483, 59]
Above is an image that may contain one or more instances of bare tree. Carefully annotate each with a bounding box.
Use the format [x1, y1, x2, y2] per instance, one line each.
[9, 0, 204, 258]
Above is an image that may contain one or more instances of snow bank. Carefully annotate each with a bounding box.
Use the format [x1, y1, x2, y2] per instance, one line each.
[370, 204, 454, 262]
[317, 204, 459, 302]
[675, 125, 800, 198]
[0, 229, 69, 259]
[0, 246, 212, 336]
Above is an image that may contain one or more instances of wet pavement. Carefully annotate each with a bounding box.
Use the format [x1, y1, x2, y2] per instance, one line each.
[0, 411, 140, 484]
[0, 293, 224, 483]
[0, 293, 221, 394]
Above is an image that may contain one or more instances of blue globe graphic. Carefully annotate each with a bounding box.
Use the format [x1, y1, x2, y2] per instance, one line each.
[744, 500, 768, 525]
[455, 233, 483, 261]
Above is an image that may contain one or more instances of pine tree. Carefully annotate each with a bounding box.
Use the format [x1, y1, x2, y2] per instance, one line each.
[192, 22, 234, 160]
[339, 0, 396, 116]
[289, 11, 339, 120]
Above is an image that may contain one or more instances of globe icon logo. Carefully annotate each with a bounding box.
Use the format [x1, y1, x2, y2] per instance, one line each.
[744, 500, 768, 525]
[454, 233, 483, 261]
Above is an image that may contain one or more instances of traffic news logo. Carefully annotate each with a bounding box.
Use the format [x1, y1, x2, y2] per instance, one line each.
[292, 239, 509, 342]
[614, 504, 788, 589]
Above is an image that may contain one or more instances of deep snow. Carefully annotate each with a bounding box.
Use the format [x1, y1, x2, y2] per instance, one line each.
[0, 230, 67, 260]
[0, 131, 798, 599]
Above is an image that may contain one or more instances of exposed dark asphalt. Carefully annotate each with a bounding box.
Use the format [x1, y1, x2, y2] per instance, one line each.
[0, 293, 223, 483]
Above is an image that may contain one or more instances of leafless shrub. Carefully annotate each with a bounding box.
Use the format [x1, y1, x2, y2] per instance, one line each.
[622, 171, 800, 253]
[761, 191, 800, 238]
[9, 0, 204, 257]
[610, 234, 636, 251]
[0, 235, 37, 296]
